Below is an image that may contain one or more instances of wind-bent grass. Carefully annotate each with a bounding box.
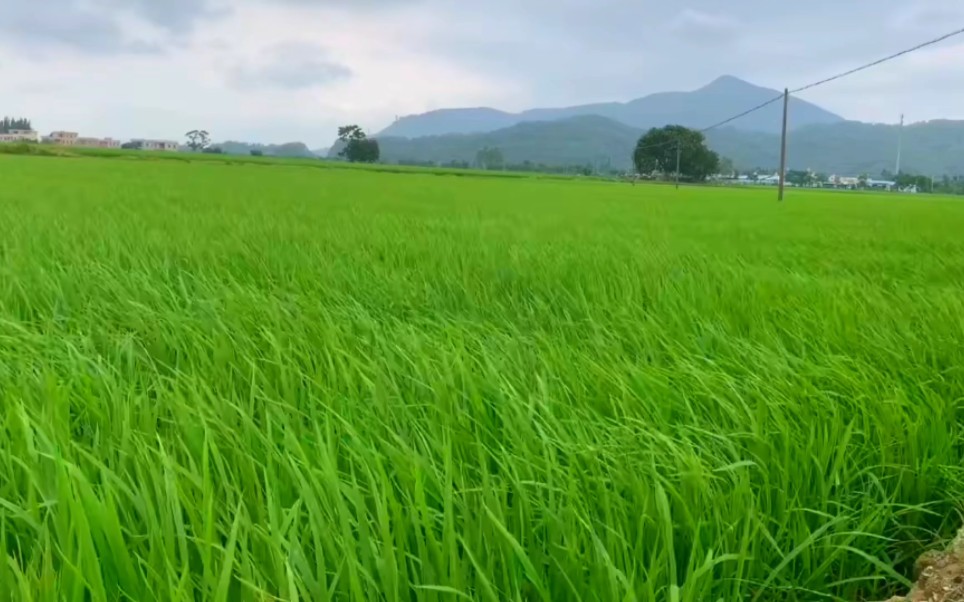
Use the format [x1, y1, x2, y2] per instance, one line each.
[0, 155, 962, 601]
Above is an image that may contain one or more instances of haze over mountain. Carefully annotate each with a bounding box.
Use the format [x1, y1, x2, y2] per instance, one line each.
[378, 76, 844, 138]
[216, 141, 316, 158]
[362, 115, 964, 177]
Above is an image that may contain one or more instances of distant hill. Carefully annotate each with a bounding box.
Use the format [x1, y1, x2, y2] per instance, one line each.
[217, 141, 316, 158]
[347, 115, 964, 176]
[707, 120, 964, 176]
[350, 116, 638, 168]
[379, 76, 844, 138]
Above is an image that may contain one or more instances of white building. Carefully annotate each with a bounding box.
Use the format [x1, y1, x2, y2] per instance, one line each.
[44, 131, 79, 145]
[828, 175, 861, 188]
[76, 137, 121, 149]
[0, 129, 40, 143]
[866, 179, 897, 190]
[130, 139, 179, 152]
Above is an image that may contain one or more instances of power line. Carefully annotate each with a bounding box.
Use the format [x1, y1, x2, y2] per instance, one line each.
[630, 25, 964, 170]
[790, 26, 964, 94]
[700, 93, 785, 133]
[702, 25, 964, 133]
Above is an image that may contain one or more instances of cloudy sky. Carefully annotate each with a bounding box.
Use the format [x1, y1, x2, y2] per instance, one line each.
[3, 0, 962, 147]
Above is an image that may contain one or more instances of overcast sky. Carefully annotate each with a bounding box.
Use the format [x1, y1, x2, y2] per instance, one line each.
[3, 0, 963, 147]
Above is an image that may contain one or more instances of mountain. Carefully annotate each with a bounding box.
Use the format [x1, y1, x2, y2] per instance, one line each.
[360, 116, 639, 168]
[354, 115, 964, 176]
[707, 120, 964, 175]
[217, 141, 316, 158]
[379, 76, 844, 138]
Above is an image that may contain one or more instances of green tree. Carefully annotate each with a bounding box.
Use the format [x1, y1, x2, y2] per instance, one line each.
[718, 156, 736, 177]
[337, 125, 380, 163]
[0, 117, 31, 133]
[895, 172, 931, 192]
[633, 125, 719, 182]
[786, 170, 810, 187]
[185, 130, 210, 152]
[337, 125, 366, 143]
[475, 146, 504, 170]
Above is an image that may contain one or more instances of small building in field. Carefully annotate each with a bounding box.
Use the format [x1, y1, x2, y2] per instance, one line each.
[0, 129, 41, 143]
[75, 137, 121, 149]
[45, 131, 79, 145]
[828, 175, 861, 188]
[44, 132, 121, 149]
[866, 179, 896, 190]
[129, 139, 179, 152]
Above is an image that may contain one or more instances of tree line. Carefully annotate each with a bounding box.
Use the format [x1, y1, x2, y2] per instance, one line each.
[0, 117, 32, 133]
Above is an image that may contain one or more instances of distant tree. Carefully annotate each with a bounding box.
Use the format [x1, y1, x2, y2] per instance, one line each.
[633, 125, 719, 182]
[718, 156, 736, 177]
[786, 170, 810, 187]
[475, 146, 504, 170]
[354, 138, 380, 163]
[250, 150, 263, 157]
[0, 117, 31, 133]
[121, 141, 142, 150]
[202, 146, 223, 154]
[337, 125, 380, 163]
[858, 173, 869, 188]
[896, 172, 932, 191]
[185, 130, 210, 152]
[337, 125, 366, 142]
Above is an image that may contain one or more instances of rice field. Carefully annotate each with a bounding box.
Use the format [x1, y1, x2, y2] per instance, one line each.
[0, 154, 962, 601]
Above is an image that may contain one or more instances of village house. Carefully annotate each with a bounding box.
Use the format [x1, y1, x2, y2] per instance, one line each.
[44, 131, 121, 148]
[0, 129, 41, 143]
[45, 131, 79, 145]
[129, 139, 179, 151]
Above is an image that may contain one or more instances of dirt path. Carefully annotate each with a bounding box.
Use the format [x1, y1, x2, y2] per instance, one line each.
[885, 528, 964, 602]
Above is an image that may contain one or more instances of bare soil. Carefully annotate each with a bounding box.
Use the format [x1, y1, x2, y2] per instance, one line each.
[885, 528, 964, 602]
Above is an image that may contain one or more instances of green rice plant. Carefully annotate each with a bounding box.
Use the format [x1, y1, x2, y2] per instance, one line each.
[0, 154, 962, 601]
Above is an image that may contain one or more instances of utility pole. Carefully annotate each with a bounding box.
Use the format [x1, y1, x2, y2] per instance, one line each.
[895, 113, 904, 176]
[777, 88, 790, 202]
[675, 140, 682, 190]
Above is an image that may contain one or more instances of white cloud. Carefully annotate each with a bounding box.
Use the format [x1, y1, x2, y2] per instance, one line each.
[228, 43, 352, 90]
[2, 0, 963, 144]
[670, 9, 739, 45]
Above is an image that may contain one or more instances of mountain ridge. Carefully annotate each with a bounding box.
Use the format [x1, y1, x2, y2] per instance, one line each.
[378, 76, 844, 138]
[355, 114, 964, 176]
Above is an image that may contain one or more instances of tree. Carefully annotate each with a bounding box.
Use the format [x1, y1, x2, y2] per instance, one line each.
[352, 138, 380, 163]
[0, 117, 31, 133]
[786, 170, 810, 187]
[185, 130, 210, 152]
[250, 150, 263, 157]
[337, 125, 366, 143]
[633, 125, 719, 182]
[896, 172, 931, 192]
[475, 146, 504, 170]
[337, 125, 380, 163]
[718, 156, 736, 177]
